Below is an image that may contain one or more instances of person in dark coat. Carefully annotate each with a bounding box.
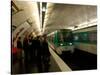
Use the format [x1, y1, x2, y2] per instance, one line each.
[35, 36, 43, 72]
[17, 37, 23, 60]
[23, 37, 30, 73]
[42, 35, 50, 72]
[28, 36, 33, 63]
[17, 37, 23, 73]
[17, 37, 22, 49]
[31, 37, 37, 64]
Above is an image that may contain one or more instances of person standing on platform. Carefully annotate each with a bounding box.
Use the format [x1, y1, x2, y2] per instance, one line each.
[36, 36, 43, 72]
[28, 36, 33, 63]
[17, 37, 23, 52]
[17, 37, 23, 60]
[23, 37, 29, 73]
[31, 37, 37, 64]
[17, 37, 23, 73]
[42, 35, 51, 72]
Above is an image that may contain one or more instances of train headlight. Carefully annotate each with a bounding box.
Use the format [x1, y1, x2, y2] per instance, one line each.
[60, 43, 63, 46]
[69, 43, 72, 45]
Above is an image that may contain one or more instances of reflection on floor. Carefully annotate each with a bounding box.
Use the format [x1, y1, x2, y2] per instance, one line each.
[12, 48, 97, 74]
[12, 58, 51, 74]
[11, 55, 61, 74]
[60, 49, 97, 70]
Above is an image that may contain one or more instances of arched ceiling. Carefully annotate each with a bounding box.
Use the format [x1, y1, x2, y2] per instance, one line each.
[12, 0, 97, 38]
[12, 0, 41, 38]
[43, 3, 97, 34]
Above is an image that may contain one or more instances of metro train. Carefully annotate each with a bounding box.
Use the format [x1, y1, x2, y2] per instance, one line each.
[73, 25, 97, 55]
[48, 29, 74, 55]
[48, 26, 97, 55]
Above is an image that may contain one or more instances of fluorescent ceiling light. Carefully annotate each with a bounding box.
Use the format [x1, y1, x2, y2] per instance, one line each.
[42, 7, 46, 12]
[67, 27, 74, 30]
[30, 3, 41, 33]
[68, 19, 97, 30]
[47, 30, 57, 36]
[73, 19, 97, 30]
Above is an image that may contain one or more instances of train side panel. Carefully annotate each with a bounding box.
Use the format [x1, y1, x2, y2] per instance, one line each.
[73, 26, 97, 55]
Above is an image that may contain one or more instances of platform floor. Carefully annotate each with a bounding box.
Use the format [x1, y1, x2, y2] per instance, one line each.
[11, 54, 61, 74]
[11, 48, 97, 74]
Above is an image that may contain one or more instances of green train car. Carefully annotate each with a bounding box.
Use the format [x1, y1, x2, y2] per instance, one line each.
[73, 26, 97, 54]
[48, 26, 97, 55]
[48, 29, 74, 54]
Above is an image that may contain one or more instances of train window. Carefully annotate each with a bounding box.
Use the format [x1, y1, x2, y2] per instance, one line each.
[74, 35, 79, 41]
[81, 33, 88, 41]
[57, 31, 73, 43]
[74, 30, 97, 44]
[88, 31, 97, 43]
[57, 33, 62, 43]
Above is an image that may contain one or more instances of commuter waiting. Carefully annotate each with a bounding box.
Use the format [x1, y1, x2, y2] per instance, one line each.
[28, 36, 33, 63]
[42, 35, 51, 72]
[35, 35, 51, 72]
[17, 37, 23, 73]
[35, 36, 43, 72]
[17, 37, 23, 60]
[21, 35, 51, 73]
